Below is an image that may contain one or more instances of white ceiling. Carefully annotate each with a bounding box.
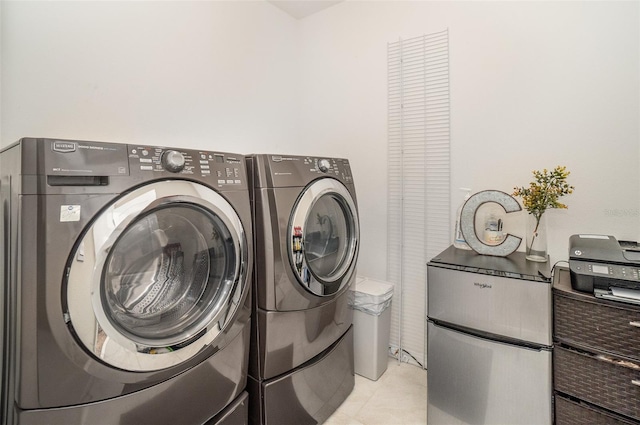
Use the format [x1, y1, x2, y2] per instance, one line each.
[266, 0, 344, 19]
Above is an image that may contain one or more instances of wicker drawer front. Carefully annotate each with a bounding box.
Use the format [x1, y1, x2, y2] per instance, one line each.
[555, 395, 639, 425]
[555, 347, 640, 420]
[555, 294, 640, 361]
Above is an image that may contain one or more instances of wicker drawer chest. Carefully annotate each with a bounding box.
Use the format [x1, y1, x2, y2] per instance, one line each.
[553, 266, 640, 424]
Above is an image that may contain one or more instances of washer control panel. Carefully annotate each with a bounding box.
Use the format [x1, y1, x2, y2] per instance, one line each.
[128, 145, 245, 187]
[161, 150, 186, 173]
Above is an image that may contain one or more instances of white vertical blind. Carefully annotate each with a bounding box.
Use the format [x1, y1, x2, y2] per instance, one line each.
[387, 30, 450, 368]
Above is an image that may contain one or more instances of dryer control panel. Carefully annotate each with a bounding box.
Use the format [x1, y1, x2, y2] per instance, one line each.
[128, 145, 246, 187]
[261, 155, 354, 188]
[302, 156, 354, 184]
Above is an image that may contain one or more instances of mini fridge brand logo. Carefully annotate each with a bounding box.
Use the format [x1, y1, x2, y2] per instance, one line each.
[474, 282, 492, 289]
[52, 141, 76, 153]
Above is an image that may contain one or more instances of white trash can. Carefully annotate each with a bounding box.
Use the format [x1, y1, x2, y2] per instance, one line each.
[350, 277, 394, 381]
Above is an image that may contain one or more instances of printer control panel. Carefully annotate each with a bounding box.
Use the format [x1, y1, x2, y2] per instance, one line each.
[571, 260, 640, 282]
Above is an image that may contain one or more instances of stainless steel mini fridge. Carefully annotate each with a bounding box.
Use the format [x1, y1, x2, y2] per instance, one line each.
[427, 246, 552, 425]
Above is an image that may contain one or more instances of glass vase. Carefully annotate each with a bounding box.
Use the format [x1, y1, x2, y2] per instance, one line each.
[526, 213, 548, 262]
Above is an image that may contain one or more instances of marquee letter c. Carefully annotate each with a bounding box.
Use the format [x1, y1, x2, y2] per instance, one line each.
[460, 190, 522, 257]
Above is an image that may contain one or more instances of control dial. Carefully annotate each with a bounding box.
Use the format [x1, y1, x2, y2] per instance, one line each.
[318, 159, 331, 173]
[161, 150, 186, 173]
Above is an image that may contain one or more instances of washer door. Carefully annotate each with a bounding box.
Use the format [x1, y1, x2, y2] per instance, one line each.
[65, 180, 248, 371]
[289, 178, 359, 296]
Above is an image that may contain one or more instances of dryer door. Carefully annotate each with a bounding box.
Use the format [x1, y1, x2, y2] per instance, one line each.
[289, 178, 359, 296]
[65, 180, 248, 371]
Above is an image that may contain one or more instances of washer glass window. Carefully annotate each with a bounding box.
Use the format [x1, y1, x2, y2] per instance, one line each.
[102, 204, 236, 347]
[66, 180, 249, 371]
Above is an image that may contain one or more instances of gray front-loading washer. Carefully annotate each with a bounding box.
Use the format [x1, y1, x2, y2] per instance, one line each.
[0, 138, 253, 425]
[245, 154, 359, 425]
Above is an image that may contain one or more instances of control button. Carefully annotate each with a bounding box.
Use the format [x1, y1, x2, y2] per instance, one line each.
[140, 158, 152, 163]
[201, 165, 210, 170]
[131, 149, 137, 154]
[200, 154, 207, 160]
[226, 179, 234, 184]
[161, 150, 186, 173]
[140, 165, 153, 171]
[202, 170, 210, 175]
[318, 159, 331, 173]
[218, 179, 226, 185]
[234, 179, 241, 184]
[142, 150, 149, 156]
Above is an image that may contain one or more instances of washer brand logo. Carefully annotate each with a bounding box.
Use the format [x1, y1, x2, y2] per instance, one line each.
[474, 282, 492, 289]
[52, 141, 77, 153]
[271, 156, 297, 162]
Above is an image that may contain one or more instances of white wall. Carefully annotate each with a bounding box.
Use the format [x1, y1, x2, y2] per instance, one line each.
[298, 0, 640, 277]
[1, 0, 636, 381]
[1, 1, 300, 153]
[2, 0, 639, 282]
[1, 0, 638, 369]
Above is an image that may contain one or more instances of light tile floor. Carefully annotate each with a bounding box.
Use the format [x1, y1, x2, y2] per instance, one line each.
[326, 358, 427, 425]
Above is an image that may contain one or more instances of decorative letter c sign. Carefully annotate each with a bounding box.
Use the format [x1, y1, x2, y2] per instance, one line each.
[460, 190, 522, 257]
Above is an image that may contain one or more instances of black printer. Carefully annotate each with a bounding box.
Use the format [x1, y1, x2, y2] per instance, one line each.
[569, 235, 640, 302]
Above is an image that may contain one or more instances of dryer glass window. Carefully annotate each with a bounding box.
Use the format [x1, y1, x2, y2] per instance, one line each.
[289, 178, 359, 297]
[304, 194, 352, 280]
[102, 204, 236, 347]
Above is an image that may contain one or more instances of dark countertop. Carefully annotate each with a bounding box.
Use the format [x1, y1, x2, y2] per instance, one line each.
[428, 245, 551, 282]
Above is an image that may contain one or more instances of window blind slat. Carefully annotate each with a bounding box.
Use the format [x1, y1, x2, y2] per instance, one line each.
[387, 30, 450, 369]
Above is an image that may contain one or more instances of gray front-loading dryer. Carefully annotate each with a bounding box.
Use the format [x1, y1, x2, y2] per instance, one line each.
[246, 154, 359, 425]
[0, 138, 253, 425]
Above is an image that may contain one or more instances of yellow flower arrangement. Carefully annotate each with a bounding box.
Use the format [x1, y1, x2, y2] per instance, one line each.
[513, 166, 574, 256]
